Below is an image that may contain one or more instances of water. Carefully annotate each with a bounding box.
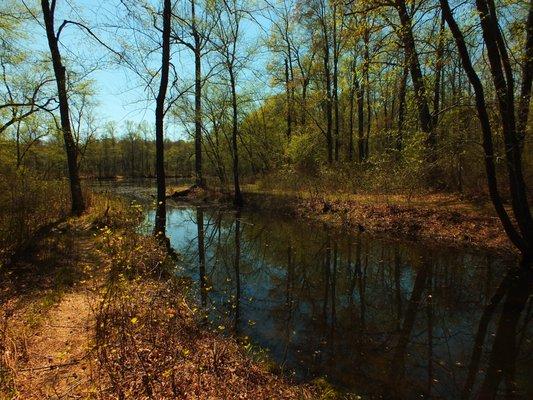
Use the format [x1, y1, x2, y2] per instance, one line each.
[140, 204, 531, 399]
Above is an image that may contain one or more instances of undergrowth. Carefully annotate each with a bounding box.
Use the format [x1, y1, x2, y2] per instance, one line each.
[91, 196, 316, 399]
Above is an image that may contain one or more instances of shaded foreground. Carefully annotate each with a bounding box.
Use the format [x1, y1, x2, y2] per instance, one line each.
[0, 195, 315, 399]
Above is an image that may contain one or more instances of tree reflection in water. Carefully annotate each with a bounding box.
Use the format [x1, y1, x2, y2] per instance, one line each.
[148, 206, 532, 399]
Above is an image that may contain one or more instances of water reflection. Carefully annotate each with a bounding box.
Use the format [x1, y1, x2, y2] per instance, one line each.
[145, 206, 532, 399]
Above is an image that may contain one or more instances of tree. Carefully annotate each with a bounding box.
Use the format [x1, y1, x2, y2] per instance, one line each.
[212, 0, 247, 207]
[41, 0, 85, 215]
[265, 0, 298, 141]
[299, 0, 334, 164]
[154, 0, 172, 238]
[0, 5, 51, 167]
[172, 0, 217, 188]
[440, 0, 532, 264]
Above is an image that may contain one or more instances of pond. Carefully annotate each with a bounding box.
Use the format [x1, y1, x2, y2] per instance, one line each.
[137, 202, 532, 399]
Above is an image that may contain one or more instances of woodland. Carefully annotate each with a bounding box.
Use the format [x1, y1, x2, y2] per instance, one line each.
[0, 0, 532, 398]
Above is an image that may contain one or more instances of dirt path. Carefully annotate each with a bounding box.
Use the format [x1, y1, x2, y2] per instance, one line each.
[1, 224, 104, 399]
[15, 289, 98, 399]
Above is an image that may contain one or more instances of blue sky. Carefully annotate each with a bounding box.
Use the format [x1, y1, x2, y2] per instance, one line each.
[26, 0, 274, 139]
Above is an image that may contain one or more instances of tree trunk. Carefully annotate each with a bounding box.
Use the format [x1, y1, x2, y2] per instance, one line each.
[154, 0, 171, 238]
[396, 52, 409, 154]
[355, 70, 365, 162]
[332, 4, 340, 162]
[284, 58, 292, 140]
[192, 0, 204, 188]
[363, 26, 371, 159]
[440, 0, 531, 256]
[41, 0, 85, 216]
[475, 0, 532, 248]
[301, 79, 308, 126]
[229, 68, 243, 207]
[348, 59, 356, 161]
[517, 2, 533, 151]
[15, 120, 21, 168]
[396, 0, 435, 163]
[432, 11, 446, 127]
[323, 41, 333, 164]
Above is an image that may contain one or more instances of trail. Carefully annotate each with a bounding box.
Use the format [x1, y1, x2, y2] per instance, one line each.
[1, 226, 103, 399]
[16, 289, 97, 399]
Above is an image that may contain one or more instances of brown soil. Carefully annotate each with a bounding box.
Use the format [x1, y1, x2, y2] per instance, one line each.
[1, 222, 102, 399]
[243, 190, 517, 256]
[15, 291, 97, 398]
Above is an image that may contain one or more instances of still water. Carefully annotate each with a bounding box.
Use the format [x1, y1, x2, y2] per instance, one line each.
[140, 203, 531, 399]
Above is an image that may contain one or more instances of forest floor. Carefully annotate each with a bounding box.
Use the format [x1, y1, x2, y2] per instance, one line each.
[0, 195, 317, 399]
[242, 187, 515, 255]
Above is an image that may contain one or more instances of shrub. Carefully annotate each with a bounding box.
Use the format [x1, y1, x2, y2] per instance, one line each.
[0, 165, 69, 264]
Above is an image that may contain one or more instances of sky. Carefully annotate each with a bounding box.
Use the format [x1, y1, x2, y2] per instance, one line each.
[23, 0, 274, 139]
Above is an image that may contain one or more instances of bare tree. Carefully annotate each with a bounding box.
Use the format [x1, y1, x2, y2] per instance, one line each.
[172, 0, 218, 188]
[41, 0, 85, 215]
[212, 0, 247, 207]
[154, 0, 172, 238]
[440, 0, 532, 265]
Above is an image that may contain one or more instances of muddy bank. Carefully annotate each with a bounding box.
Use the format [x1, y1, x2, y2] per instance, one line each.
[243, 190, 516, 256]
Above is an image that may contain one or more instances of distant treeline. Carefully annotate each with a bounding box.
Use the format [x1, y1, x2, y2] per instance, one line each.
[0, 133, 194, 179]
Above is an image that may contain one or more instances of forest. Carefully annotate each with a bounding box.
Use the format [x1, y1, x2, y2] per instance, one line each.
[1, 0, 532, 399]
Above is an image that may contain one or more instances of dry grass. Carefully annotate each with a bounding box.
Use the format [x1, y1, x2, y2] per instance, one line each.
[95, 279, 315, 399]
[0, 171, 69, 265]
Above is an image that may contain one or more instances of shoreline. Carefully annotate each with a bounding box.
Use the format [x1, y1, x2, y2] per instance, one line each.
[243, 190, 516, 257]
[105, 181, 517, 256]
[165, 185, 516, 257]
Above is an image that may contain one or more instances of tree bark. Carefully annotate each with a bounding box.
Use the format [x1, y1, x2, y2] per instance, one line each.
[154, 0, 171, 238]
[363, 26, 371, 159]
[41, 0, 85, 216]
[397, 60, 409, 154]
[229, 67, 243, 207]
[440, 0, 531, 256]
[355, 69, 365, 162]
[192, 0, 204, 188]
[517, 1, 533, 151]
[475, 0, 532, 246]
[322, 34, 333, 164]
[284, 58, 292, 140]
[332, 4, 340, 162]
[396, 0, 436, 168]
[432, 11, 446, 127]
[348, 58, 356, 161]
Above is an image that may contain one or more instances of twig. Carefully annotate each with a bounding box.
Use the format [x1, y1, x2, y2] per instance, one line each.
[18, 357, 85, 372]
